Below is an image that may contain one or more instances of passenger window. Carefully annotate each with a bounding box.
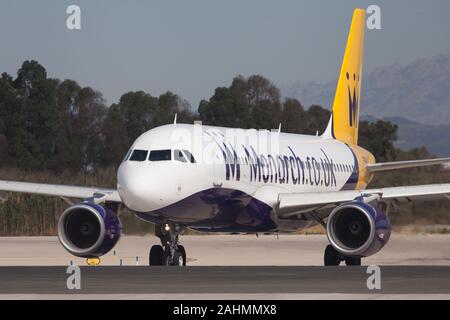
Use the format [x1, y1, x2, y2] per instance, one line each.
[129, 149, 148, 162]
[183, 150, 196, 163]
[149, 150, 171, 161]
[174, 149, 187, 163]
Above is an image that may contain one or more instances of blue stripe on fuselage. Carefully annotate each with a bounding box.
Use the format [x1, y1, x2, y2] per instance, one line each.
[341, 144, 359, 190]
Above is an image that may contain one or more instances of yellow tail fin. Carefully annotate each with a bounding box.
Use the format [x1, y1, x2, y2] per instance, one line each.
[325, 9, 366, 145]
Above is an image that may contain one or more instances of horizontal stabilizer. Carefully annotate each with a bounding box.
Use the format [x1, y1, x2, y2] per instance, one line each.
[366, 158, 450, 173]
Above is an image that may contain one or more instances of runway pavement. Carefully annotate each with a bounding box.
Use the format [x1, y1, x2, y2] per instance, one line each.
[1, 266, 450, 295]
[0, 234, 449, 299]
[1, 234, 450, 266]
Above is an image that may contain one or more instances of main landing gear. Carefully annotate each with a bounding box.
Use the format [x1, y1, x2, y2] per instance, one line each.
[149, 223, 187, 266]
[324, 244, 361, 266]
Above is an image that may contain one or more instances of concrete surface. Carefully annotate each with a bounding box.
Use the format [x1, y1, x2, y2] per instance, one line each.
[0, 234, 449, 266]
[1, 266, 450, 295]
[0, 234, 449, 299]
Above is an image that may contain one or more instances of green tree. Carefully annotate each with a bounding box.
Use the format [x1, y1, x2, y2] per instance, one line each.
[1, 61, 61, 170]
[359, 120, 398, 161]
[154, 91, 194, 126]
[100, 103, 129, 166]
[280, 98, 306, 134]
[115, 91, 159, 145]
[199, 75, 281, 129]
[199, 86, 250, 128]
[303, 105, 331, 135]
[56, 80, 107, 171]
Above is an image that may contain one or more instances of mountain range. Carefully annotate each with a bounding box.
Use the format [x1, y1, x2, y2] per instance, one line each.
[283, 54, 450, 126]
[282, 54, 450, 156]
[361, 115, 450, 157]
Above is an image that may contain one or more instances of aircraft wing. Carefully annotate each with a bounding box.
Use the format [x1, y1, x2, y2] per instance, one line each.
[277, 184, 450, 219]
[0, 180, 121, 203]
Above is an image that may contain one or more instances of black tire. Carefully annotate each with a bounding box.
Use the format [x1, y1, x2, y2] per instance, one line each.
[161, 248, 186, 266]
[149, 245, 164, 266]
[345, 256, 362, 266]
[324, 244, 342, 266]
[162, 249, 171, 266]
[172, 250, 185, 266]
[178, 245, 187, 266]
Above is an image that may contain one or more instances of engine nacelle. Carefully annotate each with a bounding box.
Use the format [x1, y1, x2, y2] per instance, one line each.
[58, 203, 121, 258]
[326, 201, 391, 257]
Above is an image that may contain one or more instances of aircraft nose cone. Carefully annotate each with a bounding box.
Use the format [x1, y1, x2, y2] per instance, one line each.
[117, 162, 156, 212]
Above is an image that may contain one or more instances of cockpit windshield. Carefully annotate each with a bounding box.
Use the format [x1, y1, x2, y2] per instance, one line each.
[149, 150, 171, 161]
[182, 150, 196, 163]
[126, 148, 196, 163]
[123, 148, 132, 162]
[174, 149, 187, 162]
[129, 149, 148, 161]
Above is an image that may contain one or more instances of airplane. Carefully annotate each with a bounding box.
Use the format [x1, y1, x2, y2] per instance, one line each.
[1, 8, 450, 267]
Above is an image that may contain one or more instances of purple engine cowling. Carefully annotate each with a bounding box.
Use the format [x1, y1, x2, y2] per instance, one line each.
[326, 201, 391, 257]
[58, 203, 121, 258]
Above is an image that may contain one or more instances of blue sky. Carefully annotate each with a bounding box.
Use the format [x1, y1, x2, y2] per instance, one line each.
[1, 0, 449, 107]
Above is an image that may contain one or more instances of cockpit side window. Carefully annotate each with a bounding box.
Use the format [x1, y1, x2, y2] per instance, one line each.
[182, 150, 196, 163]
[123, 148, 133, 162]
[149, 150, 171, 161]
[129, 149, 148, 162]
[174, 149, 187, 163]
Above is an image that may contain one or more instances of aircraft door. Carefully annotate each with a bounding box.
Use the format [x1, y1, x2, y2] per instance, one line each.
[213, 147, 224, 187]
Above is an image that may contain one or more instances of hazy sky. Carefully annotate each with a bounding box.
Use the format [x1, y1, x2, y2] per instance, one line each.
[1, 0, 449, 107]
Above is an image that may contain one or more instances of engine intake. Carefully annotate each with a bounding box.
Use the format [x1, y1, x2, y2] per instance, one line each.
[326, 201, 391, 257]
[58, 203, 121, 257]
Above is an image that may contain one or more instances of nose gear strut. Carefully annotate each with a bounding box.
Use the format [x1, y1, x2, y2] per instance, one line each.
[149, 223, 186, 266]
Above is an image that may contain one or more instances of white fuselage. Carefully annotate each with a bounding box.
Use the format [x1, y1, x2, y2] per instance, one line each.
[117, 124, 360, 232]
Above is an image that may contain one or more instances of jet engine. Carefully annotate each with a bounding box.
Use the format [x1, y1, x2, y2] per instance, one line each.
[58, 203, 121, 257]
[326, 201, 391, 257]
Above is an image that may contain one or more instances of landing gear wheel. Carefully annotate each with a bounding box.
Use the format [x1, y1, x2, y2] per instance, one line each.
[178, 245, 187, 266]
[173, 250, 185, 266]
[344, 256, 362, 266]
[162, 250, 171, 266]
[324, 244, 342, 266]
[153, 223, 187, 267]
[149, 245, 164, 266]
[161, 248, 186, 266]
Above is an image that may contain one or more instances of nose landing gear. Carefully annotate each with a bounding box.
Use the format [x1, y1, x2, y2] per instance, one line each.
[149, 223, 187, 266]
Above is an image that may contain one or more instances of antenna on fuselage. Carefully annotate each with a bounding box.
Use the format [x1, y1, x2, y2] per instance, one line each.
[173, 113, 178, 125]
[278, 123, 282, 133]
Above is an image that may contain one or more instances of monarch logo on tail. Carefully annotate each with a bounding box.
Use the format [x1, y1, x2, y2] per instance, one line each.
[347, 72, 359, 128]
[323, 9, 365, 146]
